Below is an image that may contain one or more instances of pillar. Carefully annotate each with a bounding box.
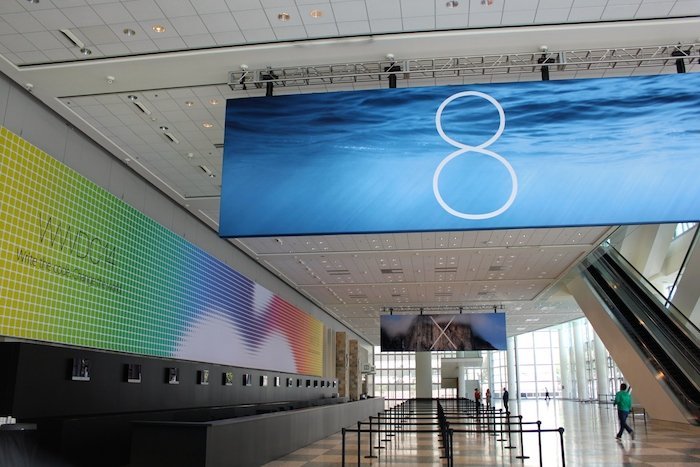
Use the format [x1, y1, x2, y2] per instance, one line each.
[506, 336, 517, 400]
[457, 365, 467, 398]
[558, 323, 572, 399]
[348, 339, 359, 401]
[335, 332, 347, 398]
[572, 320, 588, 401]
[593, 333, 609, 401]
[415, 352, 432, 398]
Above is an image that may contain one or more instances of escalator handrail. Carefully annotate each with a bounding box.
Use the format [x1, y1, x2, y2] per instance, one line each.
[599, 253, 700, 366]
[590, 252, 700, 381]
[605, 244, 700, 338]
[581, 258, 700, 421]
[582, 264, 700, 423]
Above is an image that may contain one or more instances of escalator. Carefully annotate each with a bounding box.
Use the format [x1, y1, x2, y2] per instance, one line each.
[579, 245, 700, 425]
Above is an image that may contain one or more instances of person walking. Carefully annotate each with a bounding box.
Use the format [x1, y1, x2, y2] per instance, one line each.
[614, 383, 634, 440]
[545, 388, 550, 401]
[485, 388, 492, 408]
[502, 387, 509, 413]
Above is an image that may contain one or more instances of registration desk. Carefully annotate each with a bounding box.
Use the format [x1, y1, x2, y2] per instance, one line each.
[130, 397, 384, 467]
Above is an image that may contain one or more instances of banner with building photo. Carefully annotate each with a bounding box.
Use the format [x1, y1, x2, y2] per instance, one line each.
[380, 313, 506, 351]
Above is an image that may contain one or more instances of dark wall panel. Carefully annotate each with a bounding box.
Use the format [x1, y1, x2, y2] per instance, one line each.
[1, 342, 337, 420]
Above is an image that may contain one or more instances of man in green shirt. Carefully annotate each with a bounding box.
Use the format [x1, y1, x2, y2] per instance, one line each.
[614, 383, 634, 440]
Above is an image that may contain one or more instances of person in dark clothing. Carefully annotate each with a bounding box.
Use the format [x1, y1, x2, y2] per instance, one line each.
[545, 388, 550, 401]
[502, 387, 509, 413]
[614, 383, 634, 440]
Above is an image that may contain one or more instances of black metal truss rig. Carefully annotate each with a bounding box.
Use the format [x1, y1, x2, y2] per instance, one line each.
[228, 43, 699, 90]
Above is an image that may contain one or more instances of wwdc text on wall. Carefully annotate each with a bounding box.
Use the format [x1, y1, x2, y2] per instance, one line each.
[220, 73, 700, 237]
[0, 128, 323, 375]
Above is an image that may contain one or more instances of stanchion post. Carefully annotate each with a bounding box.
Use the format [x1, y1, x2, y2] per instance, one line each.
[537, 420, 543, 467]
[559, 427, 566, 467]
[505, 412, 516, 449]
[497, 409, 506, 442]
[375, 412, 385, 449]
[365, 417, 377, 459]
[515, 414, 530, 459]
[356, 422, 361, 467]
[341, 427, 346, 467]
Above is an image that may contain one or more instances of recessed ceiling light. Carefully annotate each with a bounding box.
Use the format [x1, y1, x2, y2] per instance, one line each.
[80, 48, 92, 56]
[278, 12, 290, 21]
[127, 95, 138, 101]
[208, 98, 219, 105]
[159, 126, 168, 131]
[310, 9, 323, 18]
[202, 122, 214, 128]
[26, 0, 40, 3]
[184, 101, 194, 107]
[445, 0, 458, 7]
[123, 28, 136, 36]
[152, 25, 166, 33]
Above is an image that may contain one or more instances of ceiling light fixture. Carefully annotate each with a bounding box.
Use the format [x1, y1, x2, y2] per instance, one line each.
[278, 12, 290, 21]
[202, 122, 214, 128]
[152, 25, 166, 33]
[208, 98, 219, 105]
[26, 0, 40, 3]
[123, 28, 136, 36]
[446, 0, 458, 7]
[127, 95, 138, 101]
[184, 101, 194, 107]
[159, 126, 168, 131]
[310, 9, 323, 18]
[80, 48, 92, 56]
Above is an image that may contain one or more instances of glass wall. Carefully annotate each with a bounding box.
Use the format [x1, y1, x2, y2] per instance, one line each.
[373, 319, 623, 403]
[515, 329, 561, 398]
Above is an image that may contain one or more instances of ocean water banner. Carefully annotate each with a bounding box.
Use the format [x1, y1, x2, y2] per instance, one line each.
[0, 127, 323, 375]
[220, 73, 700, 237]
[380, 313, 506, 352]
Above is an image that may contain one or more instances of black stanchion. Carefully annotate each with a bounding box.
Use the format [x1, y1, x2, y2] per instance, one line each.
[537, 420, 543, 467]
[559, 427, 566, 467]
[365, 416, 377, 459]
[497, 409, 507, 442]
[515, 414, 530, 459]
[356, 421, 361, 467]
[341, 427, 346, 467]
[505, 413, 516, 449]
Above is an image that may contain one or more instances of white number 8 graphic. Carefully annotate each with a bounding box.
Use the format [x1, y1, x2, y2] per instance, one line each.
[433, 91, 518, 220]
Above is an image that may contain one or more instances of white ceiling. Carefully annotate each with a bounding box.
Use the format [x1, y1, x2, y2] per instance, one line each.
[0, 0, 698, 345]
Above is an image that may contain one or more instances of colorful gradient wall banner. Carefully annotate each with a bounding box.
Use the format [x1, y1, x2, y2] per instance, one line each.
[380, 313, 506, 352]
[220, 73, 700, 237]
[0, 127, 323, 375]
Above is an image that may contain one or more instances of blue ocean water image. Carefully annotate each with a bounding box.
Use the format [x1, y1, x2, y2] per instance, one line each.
[220, 73, 700, 237]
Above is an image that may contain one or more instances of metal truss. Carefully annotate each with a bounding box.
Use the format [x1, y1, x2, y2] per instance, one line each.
[228, 43, 699, 90]
[381, 304, 505, 314]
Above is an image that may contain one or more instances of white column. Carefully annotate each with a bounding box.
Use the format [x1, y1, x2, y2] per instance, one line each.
[594, 333, 609, 402]
[415, 352, 432, 398]
[558, 323, 572, 399]
[573, 320, 588, 401]
[486, 351, 494, 398]
[457, 365, 467, 398]
[507, 336, 518, 400]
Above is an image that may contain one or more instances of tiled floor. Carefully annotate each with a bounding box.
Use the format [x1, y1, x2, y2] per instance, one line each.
[264, 399, 700, 466]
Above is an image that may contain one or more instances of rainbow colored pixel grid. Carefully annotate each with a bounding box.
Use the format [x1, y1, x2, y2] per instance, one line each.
[0, 127, 323, 375]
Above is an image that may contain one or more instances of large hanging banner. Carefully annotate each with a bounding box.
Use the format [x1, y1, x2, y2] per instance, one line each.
[0, 127, 323, 376]
[220, 73, 700, 237]
[380, 313, 506, 352]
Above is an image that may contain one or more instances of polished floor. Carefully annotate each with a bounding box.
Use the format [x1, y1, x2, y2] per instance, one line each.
[264, 399, 700, 466]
